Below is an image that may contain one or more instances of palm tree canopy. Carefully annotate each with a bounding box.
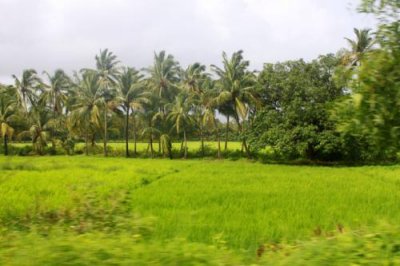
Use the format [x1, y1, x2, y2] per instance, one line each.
[40, 69, 71, 114]
[69, 70, 104, 129]
[167, 93, 195, 134]
[212, 50, 257, 120]
[12, 69, 42, 111]
[95, 49, 120, 87]
[146, 51, 180, 101]
[118, 67, 149, 110]
[344, 28, 374, 65]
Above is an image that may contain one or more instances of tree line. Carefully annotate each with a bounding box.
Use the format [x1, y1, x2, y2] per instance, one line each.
[1, 0, 399, 162]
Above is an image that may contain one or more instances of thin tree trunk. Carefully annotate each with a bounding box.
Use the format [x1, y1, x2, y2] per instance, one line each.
[51, 96, 56, 151]
[133, 112, 137, 156]
[158, 138, 161, 153]
[200, 124, 204, 157]
[235, 114, 251, 159]
[125, 106, 130, 157]
[225, 115, 229, 151]
[85, 131, 89, 156]
[180, 140, 184, 155]
[217, 128, 221, 159]
[183, 129, 187, 159]
[4, 135, 8, 156]
[104, 107, 108, 157]
[150, 131, 154, 158]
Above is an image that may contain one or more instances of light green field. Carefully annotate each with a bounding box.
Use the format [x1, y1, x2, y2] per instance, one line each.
[1, 156, 400, 264]
[11, 141, 244, 151]
[1, 157, 400, 241]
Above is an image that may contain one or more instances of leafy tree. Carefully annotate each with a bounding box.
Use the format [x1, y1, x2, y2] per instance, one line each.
[333, 5, 400, 161]
[248, 55, 344, 160]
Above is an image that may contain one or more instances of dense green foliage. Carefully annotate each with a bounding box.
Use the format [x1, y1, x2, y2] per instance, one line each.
[248, 55, 343, 160]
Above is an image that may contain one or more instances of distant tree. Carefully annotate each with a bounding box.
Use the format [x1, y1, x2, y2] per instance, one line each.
[212, 50, 257, 157]
[344, 28, 374, 66]
[95, 49, 120, 156]
[68, 71, 104, 155]
[40, 69, 71, 149]
[248, 54, 344, 160]
[180, 63, 209, 155]
[0, 85, 17, 155]
[168, 93, 195, 159]
[117, 67, 148, 157]
[12, 69, 41, 112]
[333, 1, 400, 161]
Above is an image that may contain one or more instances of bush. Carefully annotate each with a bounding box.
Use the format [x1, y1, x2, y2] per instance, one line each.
[17, 145, 33, 156]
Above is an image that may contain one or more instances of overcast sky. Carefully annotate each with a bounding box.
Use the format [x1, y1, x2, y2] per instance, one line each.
[0, 0, 374, 84]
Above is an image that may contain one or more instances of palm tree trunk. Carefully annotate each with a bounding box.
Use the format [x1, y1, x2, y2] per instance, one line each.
[217, 128, 221, 159]
[243, 139, 251, 158]
[183, 129, 187, 159]
[133, 112, 137, 156]
[4, 135, 8, 156]
[233, 113, 251, 158]
[85, 126, 89, 156]
[150, 131, 154, 158]
[125, 107, 129, 157]
[180, 140, 184, 155]
[51, 96, 56, 151]
[104, 107, 108, 157]
[225, 115, 229, 151]
[200, 124, 204, 157]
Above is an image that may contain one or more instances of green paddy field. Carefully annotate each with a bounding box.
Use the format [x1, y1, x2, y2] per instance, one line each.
[1, 155, 400, 264]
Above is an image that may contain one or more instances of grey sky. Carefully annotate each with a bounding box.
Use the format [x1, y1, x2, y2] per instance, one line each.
[0, 0, 374, 84]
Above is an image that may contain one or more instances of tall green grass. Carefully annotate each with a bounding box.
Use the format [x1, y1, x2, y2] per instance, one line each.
[1, 157, 400, 243]
[1, 156, 400, 264]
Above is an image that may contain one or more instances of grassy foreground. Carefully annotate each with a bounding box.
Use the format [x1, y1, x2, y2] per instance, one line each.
[1, 156, 400, 264]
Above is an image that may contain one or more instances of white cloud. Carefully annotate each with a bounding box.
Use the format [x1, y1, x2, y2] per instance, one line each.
[0, 0, 375, 84]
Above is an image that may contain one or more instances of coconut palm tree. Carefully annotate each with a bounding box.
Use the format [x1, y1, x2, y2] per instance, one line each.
[211, 50, 257, 157]
[19, 104, 52, 155]
[344, 28, 374, 66]
[146, 51, 180, 150]
[0, 85, 17, 155]
[95, 49, 120, 156]
[117, 67, 149, 157]
[68, 70, 104, 155]
[40, 69, 71, 149]
[203, 100, 221, 158]
[180, 63, 209, 155]
[12, 69, 41, 112]
[168, 93, 195, 159]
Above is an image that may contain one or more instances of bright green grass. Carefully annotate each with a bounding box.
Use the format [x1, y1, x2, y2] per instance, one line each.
[12, 141, 244, 152]
[1, 156, 400, 253]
